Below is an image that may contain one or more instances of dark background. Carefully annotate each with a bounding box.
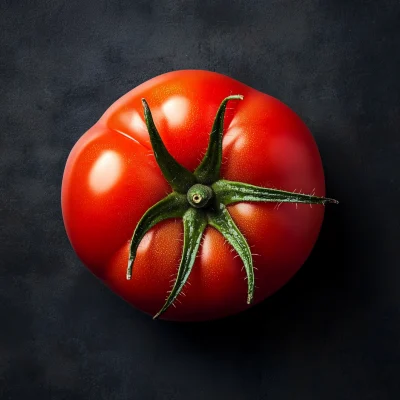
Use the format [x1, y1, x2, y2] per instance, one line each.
[1, 0, 400, 399]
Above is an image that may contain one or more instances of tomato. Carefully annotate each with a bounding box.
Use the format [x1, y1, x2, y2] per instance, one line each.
[61, 70, 336, 321]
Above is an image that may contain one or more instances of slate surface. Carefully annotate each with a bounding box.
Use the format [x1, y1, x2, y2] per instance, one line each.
[1, 1, 399, 399]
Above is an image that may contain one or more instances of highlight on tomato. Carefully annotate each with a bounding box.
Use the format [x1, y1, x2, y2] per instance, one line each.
[61, 70, 337, 321]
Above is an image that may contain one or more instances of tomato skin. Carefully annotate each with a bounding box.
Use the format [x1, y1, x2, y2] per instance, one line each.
[62, 70, 325, 321]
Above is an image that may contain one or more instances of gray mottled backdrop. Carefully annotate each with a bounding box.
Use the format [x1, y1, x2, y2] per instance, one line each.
[1, 0, 400, 399]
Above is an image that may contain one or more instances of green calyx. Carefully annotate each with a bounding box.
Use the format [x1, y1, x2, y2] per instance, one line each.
[127, 95, 338, 319]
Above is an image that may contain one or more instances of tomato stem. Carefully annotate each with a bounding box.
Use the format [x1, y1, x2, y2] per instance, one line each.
[194, 95, 243, 184]
[127, 95, 338, 319]
[153, 208, 207, 319]
[208, 205, 255, 304]
[126, 193, 188, 280]
[212, 180, 339, 206]
[142, 99, 197, 193]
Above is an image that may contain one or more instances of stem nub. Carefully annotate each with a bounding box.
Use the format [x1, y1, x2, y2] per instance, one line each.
[187, 184, 214, 209]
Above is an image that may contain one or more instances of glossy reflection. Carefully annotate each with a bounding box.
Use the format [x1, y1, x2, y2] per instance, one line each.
[234, 202, 257, 217]
[161, 96, 189, 127]
[89, 150, 123, 194]
[130, 111, 147, 133]
[223, 126, 243, 148]
[137, 230, 154, 254]
[201, 230, 213, 265]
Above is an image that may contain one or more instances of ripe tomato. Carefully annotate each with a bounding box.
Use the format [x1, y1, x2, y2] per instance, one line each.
[62, 70, 334, 321]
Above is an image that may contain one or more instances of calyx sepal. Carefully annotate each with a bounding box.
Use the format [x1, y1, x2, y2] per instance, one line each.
[126, 96, 338, 318]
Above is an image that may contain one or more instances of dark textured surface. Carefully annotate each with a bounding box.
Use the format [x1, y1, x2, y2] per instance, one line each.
[1, 0, 400, 399]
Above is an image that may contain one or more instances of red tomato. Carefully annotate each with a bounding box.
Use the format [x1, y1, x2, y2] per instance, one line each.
[62, 70, 327, 321]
